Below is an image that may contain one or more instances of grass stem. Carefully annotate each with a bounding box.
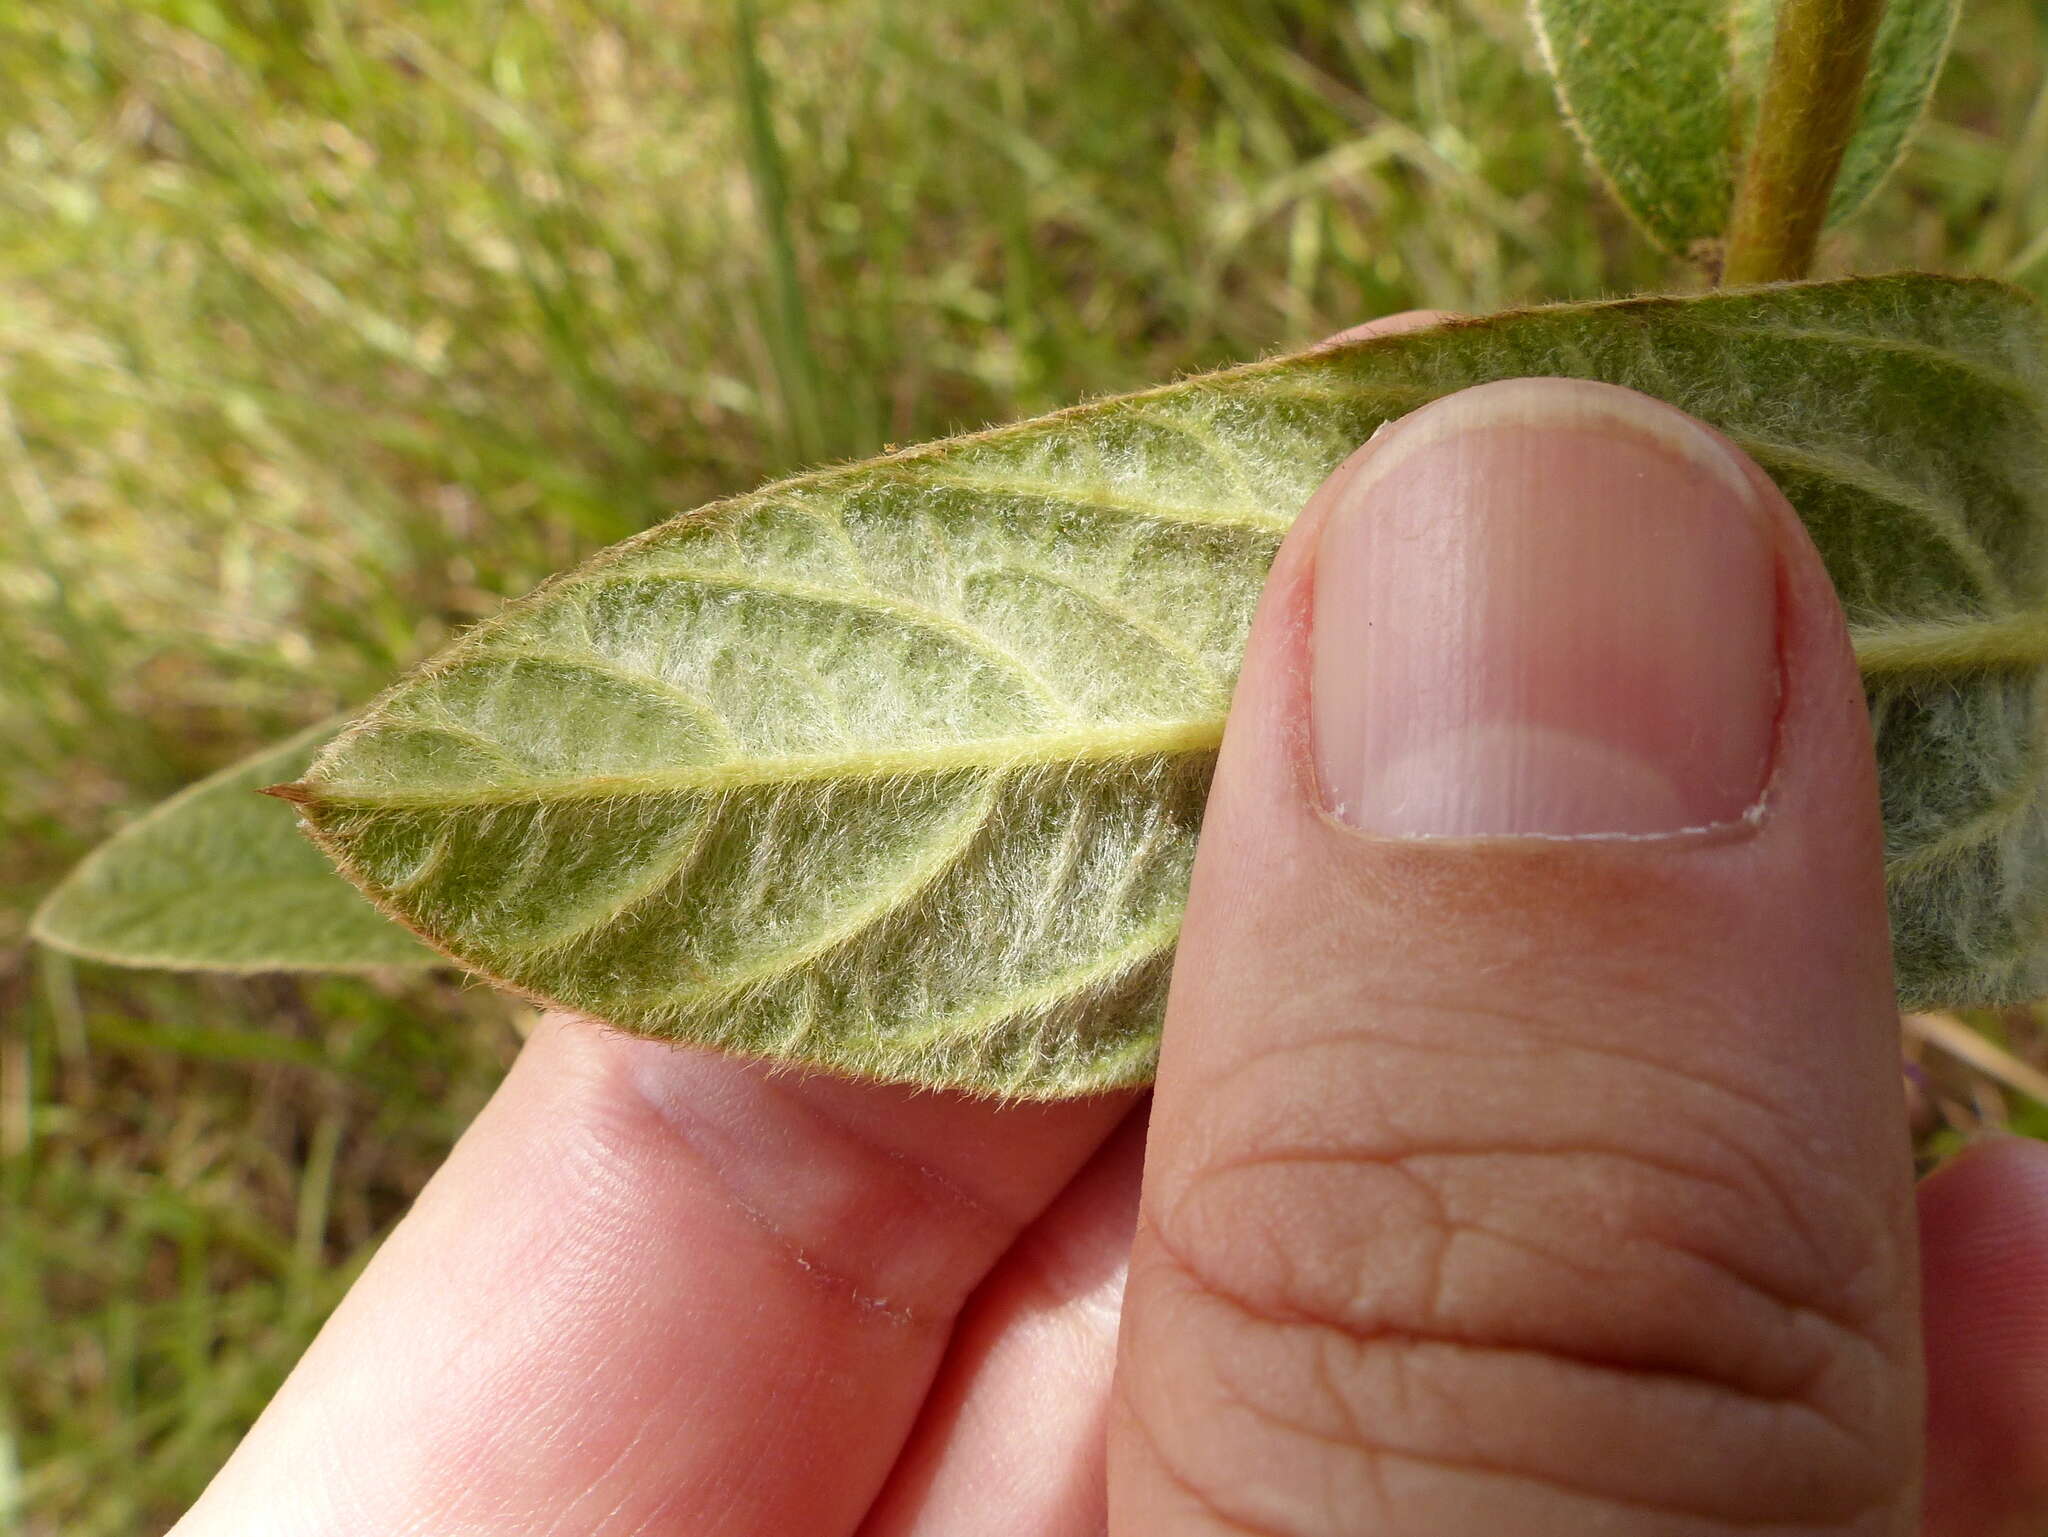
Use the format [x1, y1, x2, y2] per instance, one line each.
[734, 0, 829, 467]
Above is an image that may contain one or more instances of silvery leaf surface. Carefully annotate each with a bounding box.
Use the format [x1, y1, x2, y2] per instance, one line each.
[264, 274, 2048, 1098]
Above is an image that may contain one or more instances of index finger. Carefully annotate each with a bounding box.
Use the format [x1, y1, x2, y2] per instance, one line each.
[173, 1013, 1129, 1536]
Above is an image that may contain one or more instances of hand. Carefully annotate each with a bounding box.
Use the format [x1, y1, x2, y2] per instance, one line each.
[172, 321, 2048, 1535]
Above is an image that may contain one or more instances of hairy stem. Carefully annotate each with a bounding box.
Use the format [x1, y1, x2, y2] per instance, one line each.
[1722, 0, 1888, 284]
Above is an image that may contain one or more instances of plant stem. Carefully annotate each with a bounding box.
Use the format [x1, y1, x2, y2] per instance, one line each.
[1722, 0, 1888, 285]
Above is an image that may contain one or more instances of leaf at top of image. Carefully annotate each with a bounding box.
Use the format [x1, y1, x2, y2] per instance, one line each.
[1531, 0, 1961, 255]
[279, 274, 2048, 1099]
[33, 720, 439, 972]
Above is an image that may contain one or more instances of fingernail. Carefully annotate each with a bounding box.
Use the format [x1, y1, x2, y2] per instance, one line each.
[1311, 377, 1780, 839]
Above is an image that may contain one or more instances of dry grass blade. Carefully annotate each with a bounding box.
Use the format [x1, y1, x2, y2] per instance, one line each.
[1905, 1009, 2048, 1107]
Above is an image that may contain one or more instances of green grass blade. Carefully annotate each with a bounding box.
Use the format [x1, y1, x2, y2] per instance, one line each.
[734, 0, 830, 467]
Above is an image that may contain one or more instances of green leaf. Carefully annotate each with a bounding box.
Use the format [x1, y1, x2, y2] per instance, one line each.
[1531, 0, 1959, 254]
[281, 274, 2048, 1098]
[1827, 0, 1961, 224]
[32, 720, 438, 971]
[1531, 0, 1741, 257]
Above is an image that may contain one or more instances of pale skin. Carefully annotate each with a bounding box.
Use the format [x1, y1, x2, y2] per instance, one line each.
[174, 319, 2048, 1535]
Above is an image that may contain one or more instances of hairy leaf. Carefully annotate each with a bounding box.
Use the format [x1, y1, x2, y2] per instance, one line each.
[272, 275, 2048, 1098]
[33, 721, 437, 971]
[1829, 0, 1960, 223]
[1531, 0, 1960, 254]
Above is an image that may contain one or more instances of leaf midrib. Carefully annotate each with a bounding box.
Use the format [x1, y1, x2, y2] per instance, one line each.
[308, 605, 2048, 812]
[304, 718, 1227, 810]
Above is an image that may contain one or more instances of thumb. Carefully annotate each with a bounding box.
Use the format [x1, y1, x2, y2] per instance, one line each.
[1110, 378, 1922, 1532]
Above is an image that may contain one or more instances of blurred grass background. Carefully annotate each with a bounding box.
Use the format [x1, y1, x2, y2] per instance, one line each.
[4, 0, 2048, 1530]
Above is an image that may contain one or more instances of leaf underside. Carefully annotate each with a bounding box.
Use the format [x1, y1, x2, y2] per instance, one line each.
[32, 720, 436, 971]
[260, 274, 2048, 1098]
[1530, 0, 1960, 254]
